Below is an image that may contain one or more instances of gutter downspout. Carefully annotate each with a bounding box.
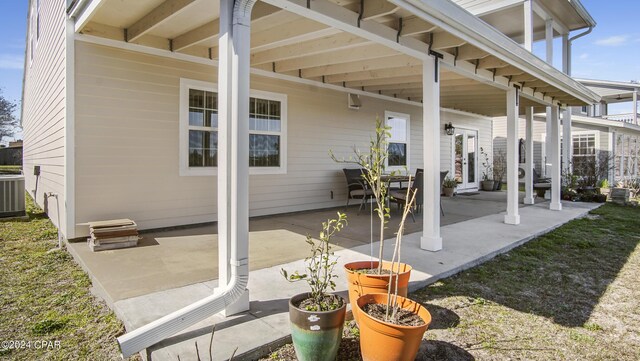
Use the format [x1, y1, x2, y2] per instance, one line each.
[116, 0, 254, 357]
[566, 26, 592, 76]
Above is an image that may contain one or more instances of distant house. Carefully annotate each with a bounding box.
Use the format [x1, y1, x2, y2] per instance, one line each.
[0, 140, 23, 166]
[493, 79, 640, 184]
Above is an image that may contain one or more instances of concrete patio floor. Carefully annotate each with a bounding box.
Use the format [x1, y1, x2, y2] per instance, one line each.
[62, 192, 603, 361]
[67, 191, 527, 304]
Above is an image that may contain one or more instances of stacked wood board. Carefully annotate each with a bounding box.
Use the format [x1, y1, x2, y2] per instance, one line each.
[88, 219, 139, 252]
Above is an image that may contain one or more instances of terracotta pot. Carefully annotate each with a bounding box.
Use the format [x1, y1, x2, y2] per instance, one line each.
[443, 187, 455, 197]
[344, 261, 412, 324]
[289, 293, 346, 361]
[356, 293, 431, 361]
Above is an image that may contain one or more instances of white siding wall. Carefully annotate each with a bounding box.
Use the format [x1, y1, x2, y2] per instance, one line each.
[73, 41, 489, 236]
[493, 116, 610, 177]
[22, 0, 68, 235]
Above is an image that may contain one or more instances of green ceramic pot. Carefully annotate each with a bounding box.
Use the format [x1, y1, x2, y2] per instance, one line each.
[289, 293, 346, 361]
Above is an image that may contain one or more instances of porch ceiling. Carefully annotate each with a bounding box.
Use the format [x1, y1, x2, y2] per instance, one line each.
[74, 0, 599, 117]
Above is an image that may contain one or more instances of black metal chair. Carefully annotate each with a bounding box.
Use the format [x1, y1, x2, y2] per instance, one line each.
[389, 169, 423, 222]
[532, 168, 552, 194]
[342, 168, 374, 215]
[439, 170, 448, 216]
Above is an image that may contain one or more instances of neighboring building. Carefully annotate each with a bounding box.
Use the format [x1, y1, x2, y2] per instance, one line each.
[494, 79, 640, 184]
[0, 140, 23, 166]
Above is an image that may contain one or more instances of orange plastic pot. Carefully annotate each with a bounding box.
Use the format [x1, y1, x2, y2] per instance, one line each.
[344, 261, 412, 324]
[356, 293, 431, 361]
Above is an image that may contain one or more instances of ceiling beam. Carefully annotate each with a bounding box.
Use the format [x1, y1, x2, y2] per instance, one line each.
[252, 19, 338, 52]
[275, 44, 398, 72]
[454, 44, 489, 61]
[362, 0, 399, 20]
[301, 54, 420, 78]
[172, 2, 281, 52]
[400, 16, 437, 36]
[127, 0, 196, 43]
[431, 32, 466, 50]
[325, 65, 422, 83]
[251, 33, 369, 65]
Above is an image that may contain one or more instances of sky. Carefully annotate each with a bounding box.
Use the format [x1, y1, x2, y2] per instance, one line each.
[0, 0, 638, 136]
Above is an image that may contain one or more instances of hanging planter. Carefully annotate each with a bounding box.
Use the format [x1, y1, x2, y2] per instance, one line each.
[344, 261, 412, 324]
[356, 293, 431, 361]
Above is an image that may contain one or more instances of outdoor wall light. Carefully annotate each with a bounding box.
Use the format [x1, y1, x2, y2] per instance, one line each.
[444, 122, 455, 135]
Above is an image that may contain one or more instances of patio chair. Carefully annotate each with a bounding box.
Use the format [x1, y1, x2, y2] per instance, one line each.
[532, 168, 552, 194]
[440, 170, 448, 216]
[342, 168, 374, 215]
[389, 169, 423, 222]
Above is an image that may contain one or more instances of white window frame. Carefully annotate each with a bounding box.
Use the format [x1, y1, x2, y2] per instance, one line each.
[384, 111, 410, 171]
[179, 78, 287, 176]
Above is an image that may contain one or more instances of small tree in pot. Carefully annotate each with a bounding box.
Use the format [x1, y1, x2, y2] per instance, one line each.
[356, 186, 432, 361]
[281, 213, 348, 361]
[331, 117, 412, 324]
[480, 147, 495, 191]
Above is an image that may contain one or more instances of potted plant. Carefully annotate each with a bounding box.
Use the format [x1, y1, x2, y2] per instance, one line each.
[331, 118, 412, 324]
[611, 180, 631, 205]
[442, 176, 456, 197]
[281, 213, 348, 361]
[480, 147, 495, 191]
[492, 149, 506, 191]
[597, 178, 610, 198]
[356, 187, 432, 361]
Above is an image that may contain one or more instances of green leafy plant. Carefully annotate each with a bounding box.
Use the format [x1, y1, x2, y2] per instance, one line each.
[442, 176, 457, 189]
[597, 178, 609, 189]
[331, 117, 394, 274]
[281, 212, 347, 311]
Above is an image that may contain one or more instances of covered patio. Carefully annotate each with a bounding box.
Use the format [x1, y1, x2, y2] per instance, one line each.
[68, 190, 532, 304]
[66, 0, 601, 357]
[65, 197, 599, 360]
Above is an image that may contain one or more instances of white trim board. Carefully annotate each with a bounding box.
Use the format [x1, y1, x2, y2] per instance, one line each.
[75, 33, 494, 120]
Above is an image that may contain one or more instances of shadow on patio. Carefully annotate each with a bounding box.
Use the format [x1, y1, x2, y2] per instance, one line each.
[67, 191, 531, 304]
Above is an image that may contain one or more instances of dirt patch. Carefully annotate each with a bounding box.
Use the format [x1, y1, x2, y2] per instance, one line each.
[362, 303, 426, 326]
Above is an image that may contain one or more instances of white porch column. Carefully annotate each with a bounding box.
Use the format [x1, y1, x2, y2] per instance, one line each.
[550, 105, 562, 211]
[505, 87, 520, 225]
[633, 89, 638, 125]
[524, 107, 535, 205]
[523, 0, 533, 51]
[544, 19, 553, 178]
[217, 0, 251, 315]
[562, 34, 570, 75]
[562, 108, 572, 172]
[421, 53, 442, 252]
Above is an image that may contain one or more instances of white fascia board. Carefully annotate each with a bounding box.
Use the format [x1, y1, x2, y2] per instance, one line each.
[73, 0, 107, 32]
[577, 78, 640, 91]
[391, 0, 600, 105]
[467, 0, 524, 17]
[571, 0, 597, 28]
[572, 115, 640, 132]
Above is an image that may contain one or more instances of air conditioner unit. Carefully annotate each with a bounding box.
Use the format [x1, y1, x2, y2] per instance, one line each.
[0, 175, 26, 218]
[518, 163, 528, 181]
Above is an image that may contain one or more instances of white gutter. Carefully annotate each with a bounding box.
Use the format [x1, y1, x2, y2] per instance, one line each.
[116, 0, 254, 357]
[391, 0, 600, 105]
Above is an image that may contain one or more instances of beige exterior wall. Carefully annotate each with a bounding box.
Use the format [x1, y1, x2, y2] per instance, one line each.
[73, 41, 491, 236]
[493, 116, 612, 178]
[22, 0, 68, 235]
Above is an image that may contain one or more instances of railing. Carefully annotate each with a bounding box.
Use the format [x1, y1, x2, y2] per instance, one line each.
[602, 113, 640, 124]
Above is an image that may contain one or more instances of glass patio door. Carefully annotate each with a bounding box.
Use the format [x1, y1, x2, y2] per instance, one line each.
[453, 129, 479, 191]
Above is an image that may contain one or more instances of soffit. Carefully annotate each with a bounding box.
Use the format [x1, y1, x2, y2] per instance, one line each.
[76, 0, 595, 117]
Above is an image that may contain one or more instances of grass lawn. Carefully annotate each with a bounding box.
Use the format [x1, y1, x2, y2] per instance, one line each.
[0, 165, 22, 175]
[0, 195, 138, 360]
[265, 203, 640, 360]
